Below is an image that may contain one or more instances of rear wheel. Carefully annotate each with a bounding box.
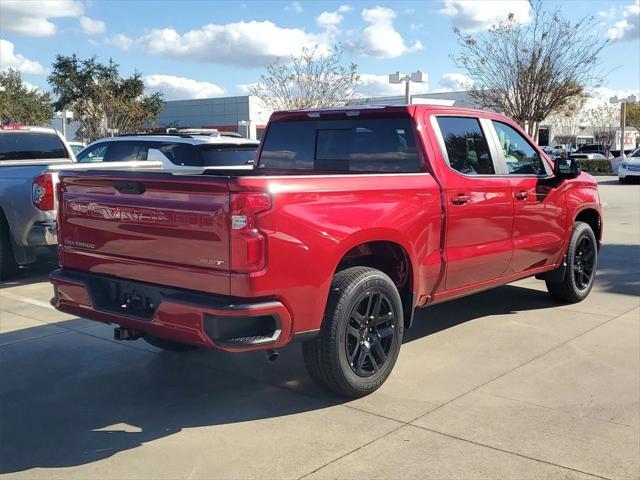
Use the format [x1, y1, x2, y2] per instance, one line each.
[143, 334, 198, 352]
[0, 215, 19, 281]
[546, 221, 597, 303]
[303, 267, 404, 398]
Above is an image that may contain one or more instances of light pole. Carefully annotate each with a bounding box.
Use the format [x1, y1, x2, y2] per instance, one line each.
[54, 110, 74, 139]
[610, 94, 637, 157]
[389, 71, 427, 104]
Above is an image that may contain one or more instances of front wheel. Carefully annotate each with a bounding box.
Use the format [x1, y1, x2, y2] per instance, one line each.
[303, 267, 404, 398]
[546, 221, 597, 303]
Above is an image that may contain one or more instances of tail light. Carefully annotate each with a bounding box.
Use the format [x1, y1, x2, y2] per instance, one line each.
[230, 192, 271, 272]
[32, 173, 54, 211]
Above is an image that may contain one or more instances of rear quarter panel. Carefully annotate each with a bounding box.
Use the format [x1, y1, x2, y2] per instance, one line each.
[0, 164, 57, 246]
[232, 173, 442, 333]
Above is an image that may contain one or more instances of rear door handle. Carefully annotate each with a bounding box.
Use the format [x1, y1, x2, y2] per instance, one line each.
[451, 194, 470, 205]
[515, 190, 529, 200]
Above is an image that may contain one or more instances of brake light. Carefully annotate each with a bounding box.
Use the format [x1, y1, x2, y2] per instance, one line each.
[32, 173, 54, 211]
[230, 192, 271, 272]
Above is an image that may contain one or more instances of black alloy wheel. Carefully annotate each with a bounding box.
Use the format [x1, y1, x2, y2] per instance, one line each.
[345, 290, 396, 377]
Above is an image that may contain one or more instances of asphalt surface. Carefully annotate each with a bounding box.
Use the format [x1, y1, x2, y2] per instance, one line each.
[1, 177, 638, 480]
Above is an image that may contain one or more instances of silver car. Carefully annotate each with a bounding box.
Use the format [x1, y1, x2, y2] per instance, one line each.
[618, 148, 640, 183]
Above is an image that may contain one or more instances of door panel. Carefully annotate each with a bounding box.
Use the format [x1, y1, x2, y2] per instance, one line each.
[489, 120, 567, 273]
[445, 180, 514, 289]
[509, 178, 566, 272]
[432, 115, 514, 292]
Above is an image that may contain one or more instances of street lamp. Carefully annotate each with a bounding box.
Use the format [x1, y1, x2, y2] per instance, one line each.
[610, 94, 637, 158]
[389, 71, 427, 104]
[54, 110, 74, 139]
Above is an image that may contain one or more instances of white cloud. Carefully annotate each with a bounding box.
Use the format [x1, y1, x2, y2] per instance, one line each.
[353, 6, 423, 58]
[0, 39, 46, 75]
[287, 1, 303, 13]
[355, 73, 430, 98]
[237, 83, 257, 95]
[317, 11, 344, 30]
[129, 21, 330, 67]
[107, 33, 134, 50]
[607, 1, 640, 41]
[0, 0, 83, 37]
[80, 16, 106, 35]
[144, 74, 225, 100]
[439, 0, 531, 32]
[22, 80, 39, 91]
[338, 5, 352, 13]
[598, 7, 617, 19]
[439, 72, 473, 91]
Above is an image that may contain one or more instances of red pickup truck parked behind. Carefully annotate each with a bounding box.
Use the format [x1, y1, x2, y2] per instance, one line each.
[50, 105, 602, 397]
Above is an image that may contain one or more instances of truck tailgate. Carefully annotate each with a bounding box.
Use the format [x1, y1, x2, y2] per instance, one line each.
[58, 171, 231, 295]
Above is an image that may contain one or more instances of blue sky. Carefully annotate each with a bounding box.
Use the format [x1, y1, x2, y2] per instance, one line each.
[1, 0, 639, 101]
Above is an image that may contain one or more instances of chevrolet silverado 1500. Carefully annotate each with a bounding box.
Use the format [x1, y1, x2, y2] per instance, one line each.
[50, 105, 602, 397]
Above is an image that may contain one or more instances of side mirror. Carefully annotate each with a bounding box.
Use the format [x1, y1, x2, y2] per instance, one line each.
[553, 157, 581, 179]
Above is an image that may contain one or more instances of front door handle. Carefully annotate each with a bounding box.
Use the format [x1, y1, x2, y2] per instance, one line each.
[451, 194, 470, 205]
[515, 190, 529, 200]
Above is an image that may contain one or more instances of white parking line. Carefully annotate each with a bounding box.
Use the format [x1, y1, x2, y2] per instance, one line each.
[0, 291, 54, 310]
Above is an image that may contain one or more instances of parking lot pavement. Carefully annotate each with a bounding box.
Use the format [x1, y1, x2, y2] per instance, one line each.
[0, 177, 638, 480]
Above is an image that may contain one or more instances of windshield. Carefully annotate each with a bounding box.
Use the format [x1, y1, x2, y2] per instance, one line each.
[0, 132, 69, 160]
[631, 149, 640, 158]
[198, 144, 258, 166]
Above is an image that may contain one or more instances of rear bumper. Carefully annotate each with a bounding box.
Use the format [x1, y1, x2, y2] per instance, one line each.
[49, 269, 293, 352]
[26, 221, 57, 246]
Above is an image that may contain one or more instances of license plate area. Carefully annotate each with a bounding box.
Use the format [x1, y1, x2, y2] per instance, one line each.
[87, 276, 170, 320]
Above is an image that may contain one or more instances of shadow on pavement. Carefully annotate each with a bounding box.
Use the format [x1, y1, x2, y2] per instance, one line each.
[0, 280, 566, 474]
[0, 254, 58, 290]
[596, 244, 640, 296]
[1, 239, 636, 473]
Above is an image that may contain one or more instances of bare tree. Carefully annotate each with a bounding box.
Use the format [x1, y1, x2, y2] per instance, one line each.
[251, 45, 360, 111]
[546, 96, 586, 155]
[453, 0, 607, 139]
[585, 103, 619, 153]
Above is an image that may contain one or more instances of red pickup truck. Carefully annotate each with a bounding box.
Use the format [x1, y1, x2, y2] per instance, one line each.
[50, 105, 602, 397]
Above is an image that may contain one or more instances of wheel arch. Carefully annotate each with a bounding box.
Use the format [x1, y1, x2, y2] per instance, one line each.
[333, 235, 417, 328]
[574, 207, 602, 247]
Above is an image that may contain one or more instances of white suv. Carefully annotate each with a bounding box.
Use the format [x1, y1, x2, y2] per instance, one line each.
[75, 132, 260, 174]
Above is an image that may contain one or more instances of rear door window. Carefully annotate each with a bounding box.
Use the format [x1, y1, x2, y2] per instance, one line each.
[198, 144, 258, 166]
[102, 142, 143, 162]
[259, 117, 420, 172]
[0, 132, 68, 160]
[436, 117, 495, 175]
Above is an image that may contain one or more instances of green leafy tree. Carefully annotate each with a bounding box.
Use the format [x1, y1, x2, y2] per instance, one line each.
[251, 45, 360, 111]
[625, 102, 640, 130]
[47, 55, 163, 142]
[0, 69, 54, 125]
[453, 0, 607, 139]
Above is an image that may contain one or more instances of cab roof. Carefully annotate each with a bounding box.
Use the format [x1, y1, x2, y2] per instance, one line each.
[269, 104, 496, 122]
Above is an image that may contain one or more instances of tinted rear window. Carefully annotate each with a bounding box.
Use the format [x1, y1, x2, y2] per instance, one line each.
[198, 144, 258, 166]
[0, 132, 68, 160]
[259, 118, 420, 172]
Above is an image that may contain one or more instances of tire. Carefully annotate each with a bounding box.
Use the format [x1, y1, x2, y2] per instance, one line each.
[546, 221, 597, 303]
[0, 214, 19, 281]
[143, 334, 198, 352]
[303, 267, 404, 398]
